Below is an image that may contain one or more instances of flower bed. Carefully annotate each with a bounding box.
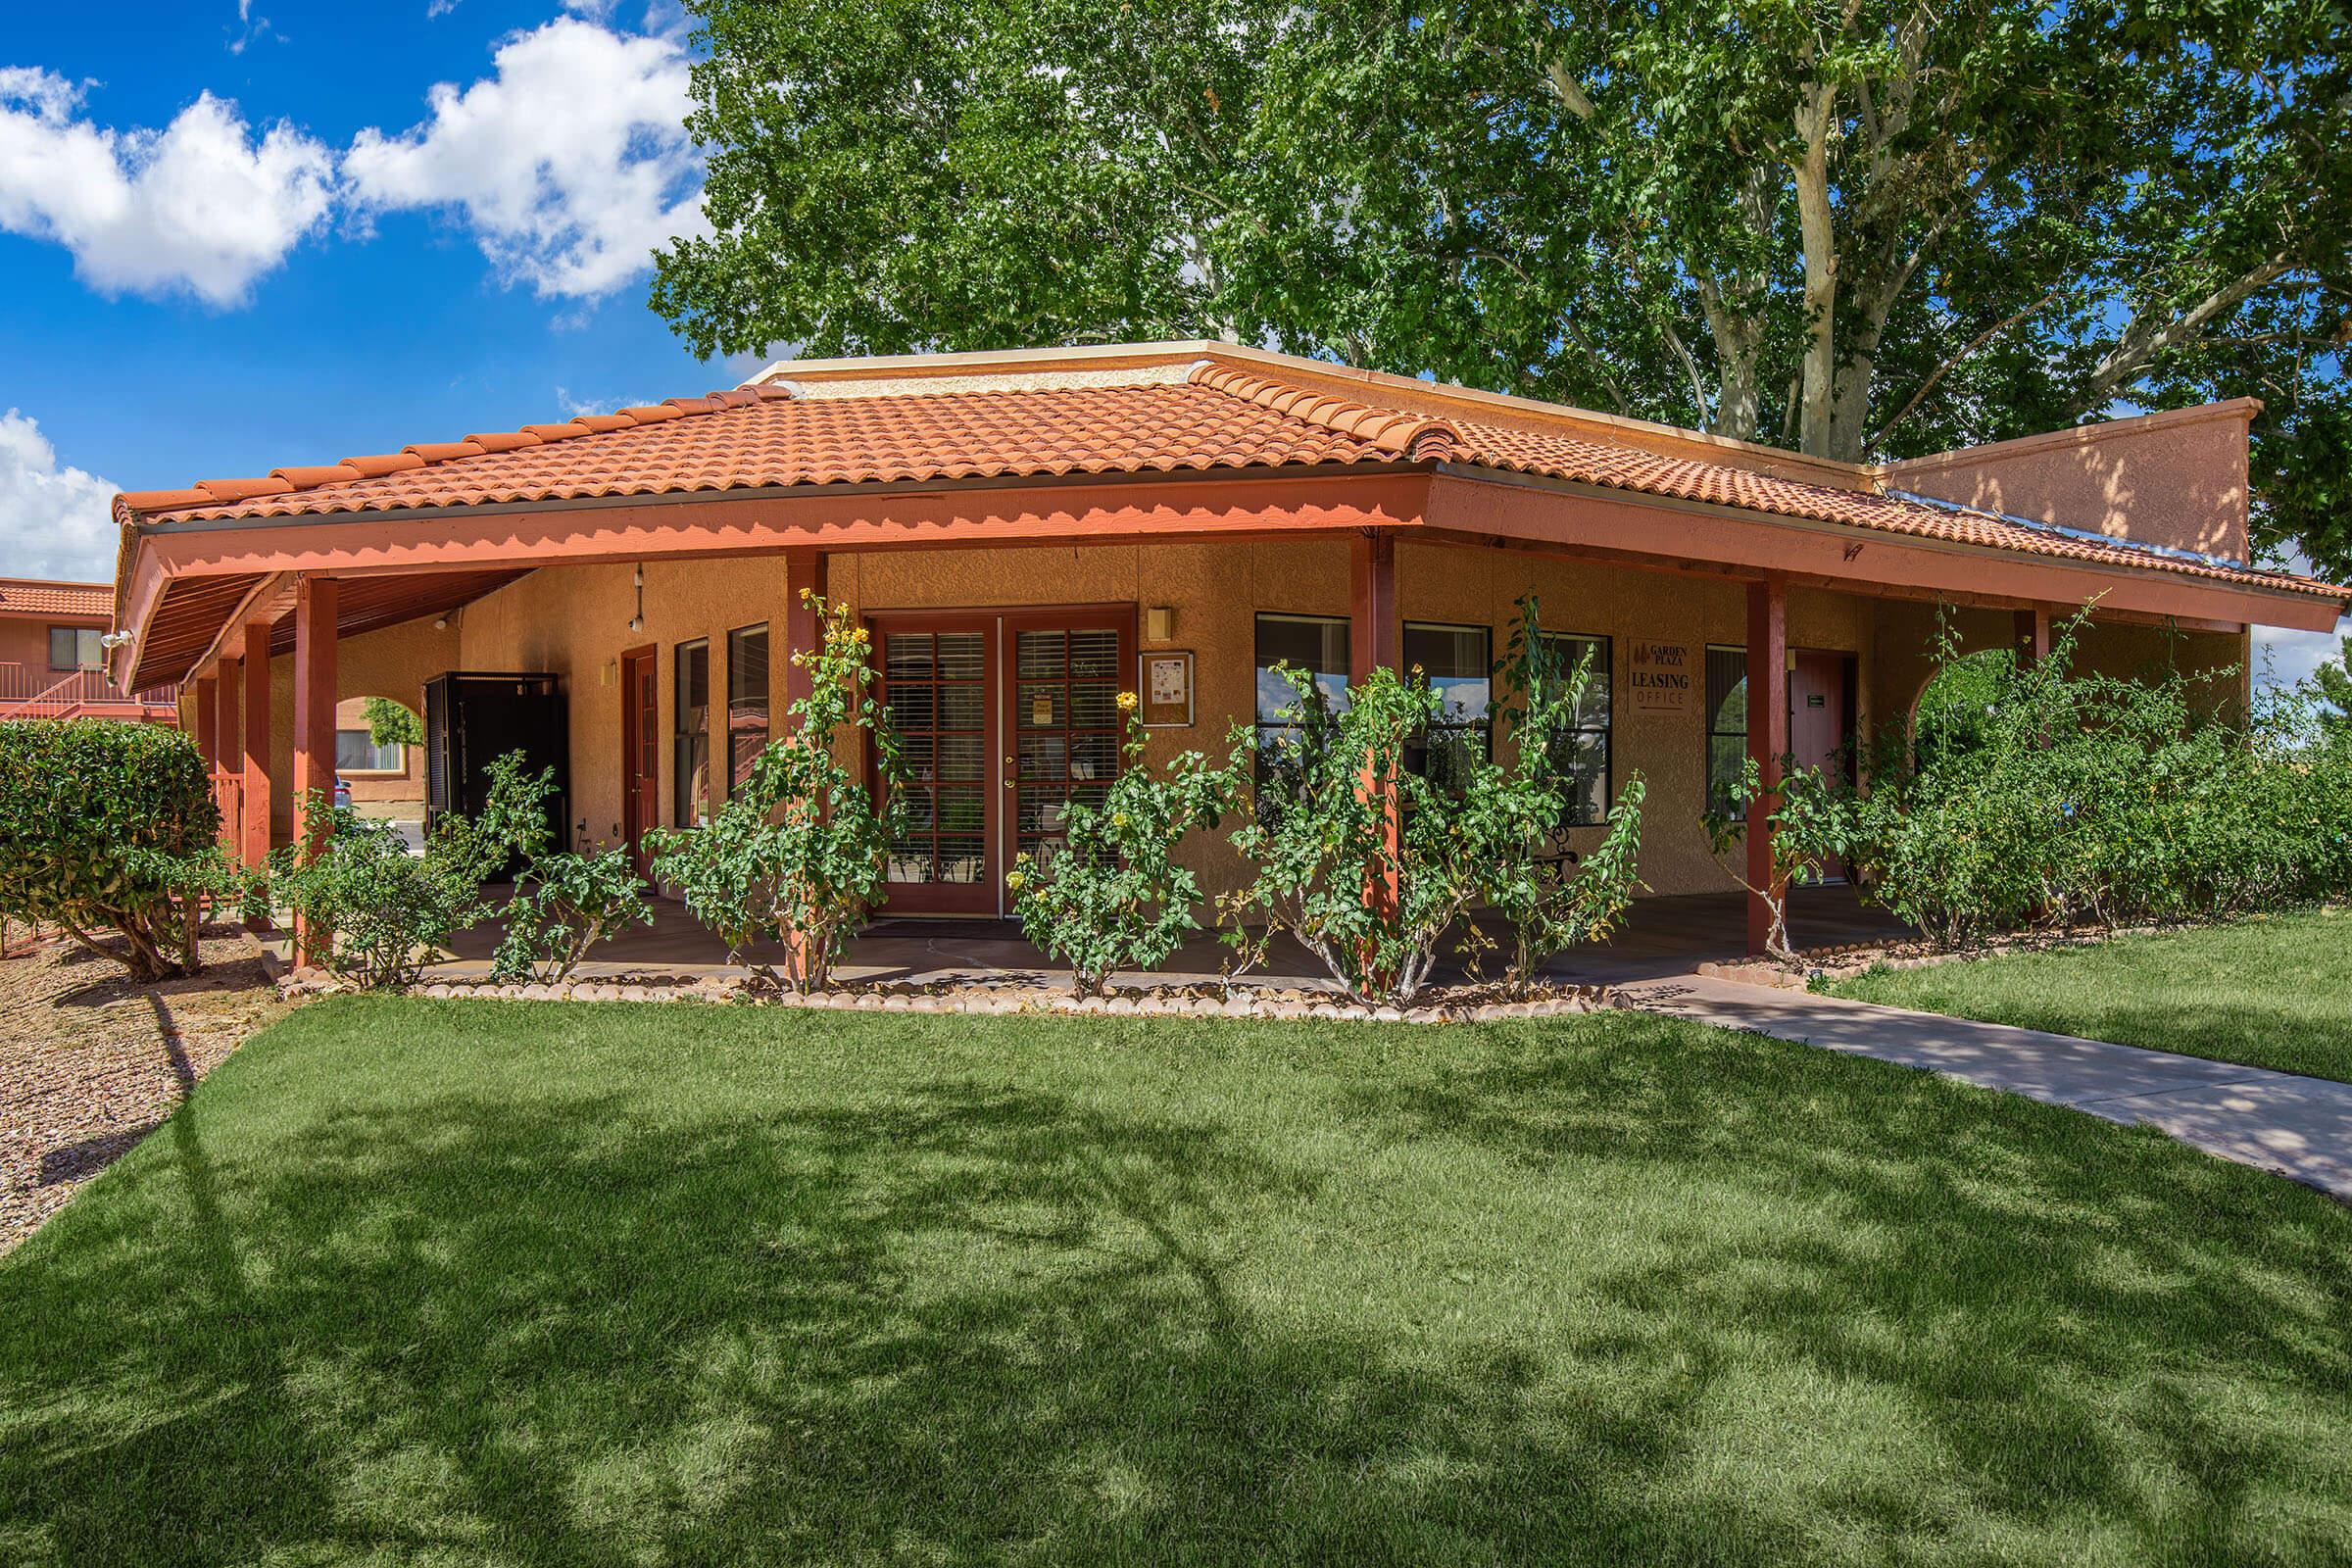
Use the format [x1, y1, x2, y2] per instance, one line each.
[375, 971, 1628, 1024]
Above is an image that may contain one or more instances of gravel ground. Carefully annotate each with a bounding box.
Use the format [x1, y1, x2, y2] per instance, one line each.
[1, 927, 287, 1255]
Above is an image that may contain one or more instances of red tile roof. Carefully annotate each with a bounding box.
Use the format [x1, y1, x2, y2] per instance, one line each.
[114, 363, 2346, 604]
[0, 578, 111, 617]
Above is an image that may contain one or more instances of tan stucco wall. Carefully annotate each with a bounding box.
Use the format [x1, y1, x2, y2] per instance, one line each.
[441, 538, 1877, 905]
[1886, 404, 2254, 564]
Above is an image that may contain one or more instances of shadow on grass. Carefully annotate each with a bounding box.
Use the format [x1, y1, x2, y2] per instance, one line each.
[1, 1003, 2347, 1566]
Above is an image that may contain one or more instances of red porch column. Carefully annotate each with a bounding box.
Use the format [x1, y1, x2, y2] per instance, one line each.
[782, 547, 827, 709]
[290, 576, 338, 966]
[1348, 529, 1401, 685]
[191, 676, 219, 772]
[1745, 577, 1789, 955]
[2014, 607, 2050, 667]
[1350, 529, 1402, 934]
[216, 657, 243, 852]
[241, 623, 273, 868]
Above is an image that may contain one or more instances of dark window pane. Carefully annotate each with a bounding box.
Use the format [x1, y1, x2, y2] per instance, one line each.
[1070, 629, 1120, 680]
[335, 729, 402, 772]
[1706, 647, 1747, 736]
[936, 633, 984, 681]
[674, 640, 710, 825]
[886, 632, 934, 682]
[727, 624, 769, 790]
[1255, 613, 1349, 674]
[1017, 630, 1066, 679]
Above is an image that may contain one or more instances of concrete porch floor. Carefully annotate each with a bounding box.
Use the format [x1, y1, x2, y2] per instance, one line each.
[435, 883, 1906, 988]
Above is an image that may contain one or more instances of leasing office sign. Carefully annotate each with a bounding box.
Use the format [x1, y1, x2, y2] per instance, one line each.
[1628, 641, 1694, 713]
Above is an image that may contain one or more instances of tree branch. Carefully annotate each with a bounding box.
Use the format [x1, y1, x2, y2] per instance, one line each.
[1869, 281, 2072, 451]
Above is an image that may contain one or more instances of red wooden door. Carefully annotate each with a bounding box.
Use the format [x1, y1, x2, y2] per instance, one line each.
[621, 646, 660, 879]
[1788, 650, 1854, 882]
[1788, 651, 1852, 778]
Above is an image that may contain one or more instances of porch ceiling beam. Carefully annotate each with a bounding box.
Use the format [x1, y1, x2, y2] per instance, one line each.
[172, 571, 293, 690]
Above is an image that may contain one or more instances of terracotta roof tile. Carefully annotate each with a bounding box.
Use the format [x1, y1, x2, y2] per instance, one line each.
[0, 578, 112, 617]
[112, 362, 2347, 604]
[1444, 418, 2336, 596]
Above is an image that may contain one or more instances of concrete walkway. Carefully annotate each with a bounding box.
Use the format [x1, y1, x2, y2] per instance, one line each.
[1624, 975, 2352, 1202]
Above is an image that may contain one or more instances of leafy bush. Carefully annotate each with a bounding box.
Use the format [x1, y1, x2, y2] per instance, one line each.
[1704, 758, 1855, 961]
[1468, 612, 1646, 995]
[1846, 614, 2352, 947]
[492, 847, 654, 984]
[266, 750, 546, 989]
[470, 756, 653, 984]
[649, 593, 905, 992]
[0, 719, 229, 979]
[1222, 595, 1647, 1004]
[363, 696, 424, 749]
[1006, 693, 1237, 997]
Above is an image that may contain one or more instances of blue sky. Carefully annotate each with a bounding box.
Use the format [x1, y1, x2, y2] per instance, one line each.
[0, 1, 2340, 688]
[1, 0, 731, 581]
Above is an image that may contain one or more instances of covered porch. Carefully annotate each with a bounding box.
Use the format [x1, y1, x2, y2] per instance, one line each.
[111, 343, 2347, 964]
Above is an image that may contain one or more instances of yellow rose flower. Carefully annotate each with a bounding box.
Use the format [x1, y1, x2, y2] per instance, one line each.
[1116, 690, 1138, 711]
[1005, 870, 1026, 893]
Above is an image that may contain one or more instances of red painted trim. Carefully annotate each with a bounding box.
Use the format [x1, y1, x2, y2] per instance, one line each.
[2015, 607, 2051, 665]
[290, 575, 338, 965]
[1423, 476, 2343, 632]
[780, 547, 827, 712]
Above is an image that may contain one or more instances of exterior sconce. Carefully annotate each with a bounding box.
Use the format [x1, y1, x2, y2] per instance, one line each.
[1146, 606, 1175, 641]
[627, 564, 646, 634]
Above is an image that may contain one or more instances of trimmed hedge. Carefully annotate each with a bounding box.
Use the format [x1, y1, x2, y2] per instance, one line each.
[0, 718, 220, 977]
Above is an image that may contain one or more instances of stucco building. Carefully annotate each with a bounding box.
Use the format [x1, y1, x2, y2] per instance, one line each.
[105, 343, 2350, 950]
[0, 577, 174, 723]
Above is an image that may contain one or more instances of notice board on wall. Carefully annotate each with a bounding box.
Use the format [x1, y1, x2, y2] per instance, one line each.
[1628, 641, 1694, 713]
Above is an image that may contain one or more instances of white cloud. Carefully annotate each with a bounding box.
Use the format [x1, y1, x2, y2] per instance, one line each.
[0, 69, 332, 306]
[345, 17, 707, 300]
[0, 410, 119, 583]
[2255, 618, 2350, 693]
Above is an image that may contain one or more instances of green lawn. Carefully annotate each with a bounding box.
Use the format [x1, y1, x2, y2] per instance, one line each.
[5, 1000, 2350, 1566]
[1823, 906, 2352, 1082]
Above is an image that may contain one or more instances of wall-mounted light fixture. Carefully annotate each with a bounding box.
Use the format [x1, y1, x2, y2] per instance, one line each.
[1146, 606, 1175, 641]
[627, 564, 646, 634]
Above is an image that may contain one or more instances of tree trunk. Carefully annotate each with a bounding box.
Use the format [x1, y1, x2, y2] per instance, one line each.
[1791, 81, 1840, 458]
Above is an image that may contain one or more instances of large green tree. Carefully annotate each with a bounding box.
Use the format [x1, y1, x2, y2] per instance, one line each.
[652, 0, 2352, 576]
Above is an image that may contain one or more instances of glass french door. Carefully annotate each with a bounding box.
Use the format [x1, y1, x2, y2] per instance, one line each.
[874, 618, 996, 914]
[1009, 624, 1125, 868]
[868, 609, 1134, 916]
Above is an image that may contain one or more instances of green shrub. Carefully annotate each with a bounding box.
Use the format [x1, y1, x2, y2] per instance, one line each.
[1006, 694, 1237, 997]
[1848, 614, 2352, 947]
[266, 750, 545, 989]
[649, 593, 906, 992]
[1222, 595, 1646, 1004]
[0, 718, 228, 979]
[1471, 612, 1646, 994]
[492, 846, 654, 984]
[1704, 758, 1855, 961]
